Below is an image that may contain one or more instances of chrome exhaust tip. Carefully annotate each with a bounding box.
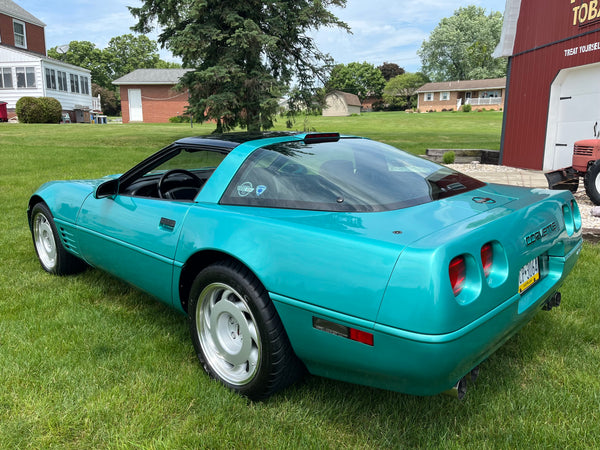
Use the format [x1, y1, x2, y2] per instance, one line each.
[443, 365, 480, 400]
[542, 292, 562, 311]
[443, 376, 467, 400]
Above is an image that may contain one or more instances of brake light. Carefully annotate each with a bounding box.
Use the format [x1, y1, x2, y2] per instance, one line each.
[303, 133, 340, 143]
[571, 200, 582, 231]
[481, 243, 493, 278]
[449, 256, 466, 296]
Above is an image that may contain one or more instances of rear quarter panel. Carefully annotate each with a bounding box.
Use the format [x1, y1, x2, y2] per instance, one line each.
[175, 205, 403, 322]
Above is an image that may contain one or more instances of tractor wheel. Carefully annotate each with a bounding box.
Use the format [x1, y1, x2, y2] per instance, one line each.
[584, 160, 600, 205]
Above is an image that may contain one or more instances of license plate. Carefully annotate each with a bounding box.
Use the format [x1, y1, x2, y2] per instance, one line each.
[519, 257, 540, 293]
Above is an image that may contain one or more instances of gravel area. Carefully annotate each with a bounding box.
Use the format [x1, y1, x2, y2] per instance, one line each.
[448, 163, 600, 233]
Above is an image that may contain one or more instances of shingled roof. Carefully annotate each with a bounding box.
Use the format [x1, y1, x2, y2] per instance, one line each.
[0, 0, 46, 27]
[112, 69, 192, 85]
[327, 90, 362, 107]
[415, 78, 507, 93]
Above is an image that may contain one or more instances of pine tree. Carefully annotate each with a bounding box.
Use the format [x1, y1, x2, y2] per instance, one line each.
[130, 0, 348, 132]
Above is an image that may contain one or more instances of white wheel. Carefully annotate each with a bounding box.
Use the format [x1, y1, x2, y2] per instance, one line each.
[29, 202, 86, 275]
[33, 211, 58, 271]
[188, 261, 303, 400]
[197, 282, 261, 385]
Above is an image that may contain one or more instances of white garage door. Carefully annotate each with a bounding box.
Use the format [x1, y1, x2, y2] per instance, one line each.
[544, 62, 600, 171]
[128, 89, 143, 122]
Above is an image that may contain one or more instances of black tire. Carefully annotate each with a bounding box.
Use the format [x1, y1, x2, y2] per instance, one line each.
[189, 260, 303, 400]
[29, 202, 86, 275]
[584, 160, 600, 205]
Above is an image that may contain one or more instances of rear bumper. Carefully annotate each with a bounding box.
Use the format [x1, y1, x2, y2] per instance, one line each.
[273, 239, 582, 395]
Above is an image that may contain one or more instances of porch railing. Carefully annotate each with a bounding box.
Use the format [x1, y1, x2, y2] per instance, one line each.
[466, 97, 503, 106]
[92, 95, 102, 112]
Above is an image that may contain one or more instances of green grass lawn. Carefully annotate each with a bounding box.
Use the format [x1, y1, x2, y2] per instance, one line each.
[1, 114, 599, 448]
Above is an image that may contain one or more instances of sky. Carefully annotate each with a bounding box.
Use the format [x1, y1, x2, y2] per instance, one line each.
[19, 0, 507, 73]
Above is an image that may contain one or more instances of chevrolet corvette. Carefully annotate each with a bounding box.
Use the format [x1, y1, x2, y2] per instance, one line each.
[28, 132, 582, 399]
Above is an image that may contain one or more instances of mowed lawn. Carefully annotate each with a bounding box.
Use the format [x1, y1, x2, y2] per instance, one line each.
[1, 113, 599, 448]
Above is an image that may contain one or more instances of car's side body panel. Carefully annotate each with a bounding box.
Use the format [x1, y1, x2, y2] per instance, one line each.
[76, 195, 193, 304]
[175, 205, 402, 321]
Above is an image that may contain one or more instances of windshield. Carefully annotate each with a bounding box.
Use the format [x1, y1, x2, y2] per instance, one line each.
[220, 138, 485, 212]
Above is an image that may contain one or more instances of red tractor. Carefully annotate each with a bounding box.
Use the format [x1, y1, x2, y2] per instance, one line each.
[547, 130, 600, 205]
[571, 139, 600, 204]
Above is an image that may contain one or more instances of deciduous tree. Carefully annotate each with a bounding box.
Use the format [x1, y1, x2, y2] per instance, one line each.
[418, 6, 506, 82]
[383, 72, 429, 110]
[378, 62, 405, 81]
[130, 1, 349, 132]
[48, 41, 111, 89]
[326, 62, 386, 101]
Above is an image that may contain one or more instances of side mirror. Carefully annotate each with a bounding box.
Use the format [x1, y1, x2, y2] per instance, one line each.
[95, 178, 119, 199]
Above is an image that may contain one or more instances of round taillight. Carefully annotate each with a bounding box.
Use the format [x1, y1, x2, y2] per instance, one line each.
[572, 200, 582, 231]
[481, 243, 493, 278]
[449, 256, 466, 296]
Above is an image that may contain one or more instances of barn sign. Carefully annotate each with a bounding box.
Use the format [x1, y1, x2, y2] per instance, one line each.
[495, 0, 600, 170]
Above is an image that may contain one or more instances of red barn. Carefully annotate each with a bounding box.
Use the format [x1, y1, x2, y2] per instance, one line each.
[495, 0, 600, 171]
[113, 69, 191, 123]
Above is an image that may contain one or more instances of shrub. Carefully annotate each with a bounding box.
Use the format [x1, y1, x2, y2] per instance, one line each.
[169, 114, 191, 123]
[462, 104, 472, 113]
[15, 97, 41, 123]
[16, 97, 62, 123]
[442, 151, 456, 164]
[38, 97, 62, 123]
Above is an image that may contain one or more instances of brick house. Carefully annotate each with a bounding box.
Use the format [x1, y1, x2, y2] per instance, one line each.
[0, 0, 98, 121]
[415, 78, 507, 112]
[113, 69, 192, 123]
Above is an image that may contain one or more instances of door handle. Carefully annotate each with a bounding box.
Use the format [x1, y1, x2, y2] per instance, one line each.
[159, 217, 176, 230]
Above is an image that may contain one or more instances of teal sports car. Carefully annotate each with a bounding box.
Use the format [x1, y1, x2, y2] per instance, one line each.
[28, 132, 583, 400]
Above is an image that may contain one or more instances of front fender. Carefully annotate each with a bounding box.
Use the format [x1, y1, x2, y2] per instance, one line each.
[29, 180, 98, 224]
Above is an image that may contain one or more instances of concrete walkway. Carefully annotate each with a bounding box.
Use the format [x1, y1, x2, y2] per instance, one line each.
[449, 163, 549, 189]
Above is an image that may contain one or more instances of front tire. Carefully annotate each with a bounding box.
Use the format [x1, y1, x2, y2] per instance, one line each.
[584, 159, 600, 205]
[30, 202, 86, 275]
[189, 261, 303, 400]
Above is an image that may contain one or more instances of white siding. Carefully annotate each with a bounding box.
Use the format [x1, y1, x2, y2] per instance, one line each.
[40, 60, 93, 111]
[0, 45, 92, 111]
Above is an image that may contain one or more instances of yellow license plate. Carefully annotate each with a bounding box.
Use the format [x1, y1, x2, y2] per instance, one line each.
[519, 257, 540, 293]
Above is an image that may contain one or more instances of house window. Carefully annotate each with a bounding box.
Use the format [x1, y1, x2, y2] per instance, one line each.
[70, 74, 80, 93]
[57, 71, 68, 92]
[80, 76, 90, 95]
[1, 68, 13, 89]
[425, 93, 433, 101]
[440, 92, 450, 101]
[13, 20, 26, 48]
[45, 68, 57, 90]
[16, 67, 36, 88]
[481, 90, 500, 98]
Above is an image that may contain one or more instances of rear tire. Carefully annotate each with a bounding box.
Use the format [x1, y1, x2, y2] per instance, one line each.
[30, 202, 86, 275]
[189, 260, 303, 400]
[584, 160, 600, 205]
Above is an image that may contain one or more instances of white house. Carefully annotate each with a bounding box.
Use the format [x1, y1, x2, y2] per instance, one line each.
[0, 0, 99, 121]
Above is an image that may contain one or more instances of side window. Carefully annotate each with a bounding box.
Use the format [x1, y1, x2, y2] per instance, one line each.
[16, 67, 35, 88]
[70, 74, 80, 93]
[13, 20, 26, 48]
[0, 68, 13, 89]
[124, 148, 228, 200]
[45, 68, 56, 90]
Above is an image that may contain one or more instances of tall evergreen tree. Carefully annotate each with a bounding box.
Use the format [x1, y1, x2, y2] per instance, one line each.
[130, 1, 348, 132]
